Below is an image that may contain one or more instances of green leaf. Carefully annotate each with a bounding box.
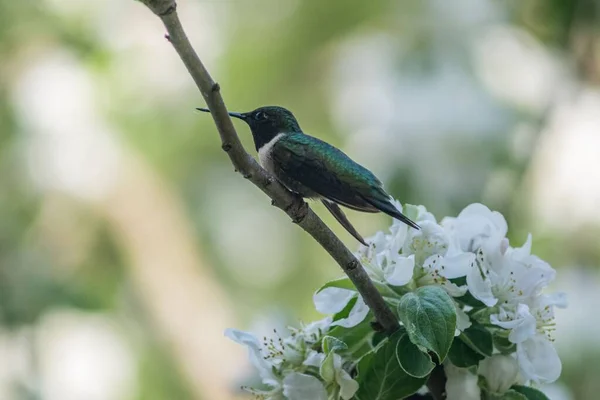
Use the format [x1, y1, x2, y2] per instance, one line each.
[469, 306, 495, 322]
[451, 276, 467, 286]
[504, 392, 528, 400]
[397, 286, 457, 362]
[489, 390, 528, 400]
[396, 333, 435, 378]
[317, 277, 398, 298]
[322, 335, 347, 354]
[318, 277, 358, 292]
[329, 314, 375, 359]
[479, 375, 490, 391]
[481, 384, 543, 400]
[494, 334, 516, 355]
[461, 322, 493, 357]
[333, 296, 358, 322]
[372, 331, 387, 347]
[319, 352, 335, 383]
[510, 385, 550, 400]
[447, 336, 484, 368]
[355, 334, 427, 400]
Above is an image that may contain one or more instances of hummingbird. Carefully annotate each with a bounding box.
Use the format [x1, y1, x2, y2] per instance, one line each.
[197, 106, 419, 245]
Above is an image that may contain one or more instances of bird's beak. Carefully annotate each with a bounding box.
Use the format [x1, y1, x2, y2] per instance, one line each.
[196, 107, 246, 120]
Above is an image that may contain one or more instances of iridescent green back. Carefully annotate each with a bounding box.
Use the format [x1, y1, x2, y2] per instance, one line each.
[270, 132, 386, 210]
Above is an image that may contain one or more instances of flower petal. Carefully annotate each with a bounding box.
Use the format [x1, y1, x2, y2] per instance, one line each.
[313, 287, 355, 315]
[466, 263, 497, 307]
[303, 350, 325, 367]
[512, 234, 532, 259]
[224, 329, 277, 385]
[384, 254, 415, 286]
[283, 372, 328, 400]
[302, 317, 333, 337]
[365, 231, 387, 251]
[453, 203, 508, 253]
[443, 282, 468, 298]
[455, 303, 471, 335]
[490, 304, 536, 343]
[516, 334, 562, 384]
[443, 252, 476, 279]
[544, 292, 568, 309]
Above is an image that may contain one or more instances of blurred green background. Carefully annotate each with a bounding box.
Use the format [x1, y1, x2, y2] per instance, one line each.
[0, 0, 598, 399]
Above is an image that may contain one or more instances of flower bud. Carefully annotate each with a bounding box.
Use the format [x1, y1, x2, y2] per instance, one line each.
[479, 354, 519, 393]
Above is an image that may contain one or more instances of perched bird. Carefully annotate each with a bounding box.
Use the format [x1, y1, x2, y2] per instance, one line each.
[197, 106, 419, 245]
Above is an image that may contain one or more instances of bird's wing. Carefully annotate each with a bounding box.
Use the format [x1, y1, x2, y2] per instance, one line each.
[270, 133, 381, 212]
[271, 133, 420, 230]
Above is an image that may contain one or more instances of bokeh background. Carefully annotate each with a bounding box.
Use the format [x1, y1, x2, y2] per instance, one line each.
[0, 0, 598, 399]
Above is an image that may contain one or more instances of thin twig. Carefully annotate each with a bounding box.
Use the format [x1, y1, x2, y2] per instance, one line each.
[137, 0, 399, 335]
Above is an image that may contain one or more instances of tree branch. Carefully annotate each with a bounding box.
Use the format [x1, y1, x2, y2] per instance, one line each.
[137, 0, 400, 335]
[138, 2, 448, 398]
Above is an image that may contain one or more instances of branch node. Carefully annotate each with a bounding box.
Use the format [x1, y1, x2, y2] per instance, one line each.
[265, 176, 275, 186]
[158, 3, 177, 16]
[346, 259, 361, 272]
[222, 143, 232, 152]
[243, 172, 253, 179]
[211, 82, 221, 92]
[271, 199, 277, 207]
[164, 33, 171, 42]
[291, 201, 309, 224]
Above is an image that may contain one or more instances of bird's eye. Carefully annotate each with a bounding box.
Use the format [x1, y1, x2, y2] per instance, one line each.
[254, 111, 267, 121]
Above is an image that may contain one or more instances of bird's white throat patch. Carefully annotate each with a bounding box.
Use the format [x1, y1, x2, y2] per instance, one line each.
[258, 133, 285, 167]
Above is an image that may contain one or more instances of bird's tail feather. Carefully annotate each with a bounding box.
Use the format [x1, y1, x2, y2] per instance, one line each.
[321, 200, 367, 246]
[364, 196, 420, 230]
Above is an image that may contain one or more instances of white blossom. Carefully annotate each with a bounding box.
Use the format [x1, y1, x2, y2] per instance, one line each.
[225, 318, 336, 399]
[490, 304, 537, 343]
[445, 204, 565, 384]
[402, 206, 450, 264]
[224, 329, 279, 387]
[442, 203, 508, 255]
[516, 333, 562, 384]
[358, 230, 414, 287]
[359, 203, 474, 294]
[467, 233, 557, 310]
[230, 201, 567, 399]
[530, 292, 567, 341]
[416, 253, 469, 297]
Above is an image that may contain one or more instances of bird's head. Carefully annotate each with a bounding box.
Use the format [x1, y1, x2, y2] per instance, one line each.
[197, 106, 301, 150]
